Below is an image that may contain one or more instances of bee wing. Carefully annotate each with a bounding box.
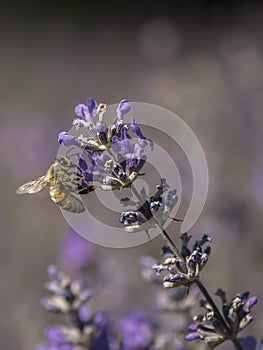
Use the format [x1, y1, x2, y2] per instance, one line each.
[16, 175, 49, 194]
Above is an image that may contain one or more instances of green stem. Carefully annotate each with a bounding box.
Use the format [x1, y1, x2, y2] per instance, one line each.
[155, 223, 184, 261]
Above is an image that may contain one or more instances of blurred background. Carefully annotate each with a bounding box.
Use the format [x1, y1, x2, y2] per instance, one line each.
[1, 1, 263, 349]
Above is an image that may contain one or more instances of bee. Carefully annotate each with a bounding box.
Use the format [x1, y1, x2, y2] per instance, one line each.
[16, 156, 95, 213]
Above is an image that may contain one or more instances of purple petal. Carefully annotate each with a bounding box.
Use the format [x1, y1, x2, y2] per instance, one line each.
[117, 99, 131, 120]
[130, 116, 142, 136]
[74, 104, 88, 119]
[59, 346, 74, 350]
[86, 97, 98, 117]
[94, 311, 108, 326]
[238, 336, 257, 350]
[118, 310, 154, 350]
[245, 296, 258, 310]
[96, 122, 107, 132]
[78, 304, 92, 323]
[120, 125, 131, 140]
[79, 288, 93, 302]
[35, 344, 50, 350]
[47, 265, 58, 280]
[241, 291, 250, 301]
[130, 117, 153, 150]
[45, 326, 66, 345]
[58, 132, 81, 147]
[133, 143, 144, 160]
[185, 332, 201, 341]
[79, 157, 88, 172]
[60, 230, 91, 274]
[188, 324, 198, 331]
[112, 139, 135, 155]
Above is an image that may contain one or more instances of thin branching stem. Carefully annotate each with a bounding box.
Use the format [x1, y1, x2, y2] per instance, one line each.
[130, 181, 244, 350]
[130, 183, 183, 259]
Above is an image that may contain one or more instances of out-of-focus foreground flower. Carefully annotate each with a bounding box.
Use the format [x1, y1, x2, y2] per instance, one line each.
[37, 265, 194, 350]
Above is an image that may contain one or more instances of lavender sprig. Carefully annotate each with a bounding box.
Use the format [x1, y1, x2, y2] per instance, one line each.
[37, 265, 117, 350]
[120, 180, 258, 350]
[37, 266, 184, 350]
[58, 98, 152, 194]
[27, 97, 259, 349]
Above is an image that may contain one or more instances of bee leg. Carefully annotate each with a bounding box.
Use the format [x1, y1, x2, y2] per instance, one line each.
[76, 184, 96, 194]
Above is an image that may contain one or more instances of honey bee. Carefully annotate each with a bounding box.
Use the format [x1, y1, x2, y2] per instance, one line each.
[16, 156, 95, 213]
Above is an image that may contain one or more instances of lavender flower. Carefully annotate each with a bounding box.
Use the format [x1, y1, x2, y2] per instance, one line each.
[186, 289, 258, 348]
[59, 229, 91, 273]
[37, 266, 178, 350]
[58, 98, 152, 195]
[26, 95, 260, 350]
[237, 336, 263, 350]
[150, 233, 211, 289]
[37, 266, 118, 350]
[118, 310, 156, 350]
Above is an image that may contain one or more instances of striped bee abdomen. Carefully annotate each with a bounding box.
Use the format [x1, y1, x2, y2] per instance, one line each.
[50, 183, 85, 213]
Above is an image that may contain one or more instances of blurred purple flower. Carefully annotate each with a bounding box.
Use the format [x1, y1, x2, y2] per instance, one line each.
[91, 311, 120, 350]
[118, 310, 155, 350]
[36, 344, 74, 350]
[60, 229, 91, 273]
[45, 326, 69, 345]
[238, 336, 257, 350]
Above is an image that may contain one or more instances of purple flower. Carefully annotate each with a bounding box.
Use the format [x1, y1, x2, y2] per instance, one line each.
[45, 326, 67, 345]
[74, 104, 88, 119]
[91, 311, 120, 350]
[118, 310, 155, 350]
[185, 332, 201, 341]
[245, 296, 258, 310]
[36, 343, 75, 350]
[78, 303, 92, 323]
[59, 229, 91, 273]
[74, 97, 98, 124]
[58, 132, 81, 147]
[116, 99, 131, 120]
[130, 116, 153, 150]
[56, 98, 152, 196]
[238, 336, 257, 350]
[111, 137, 135, 155]
[87, 97, 98, 117]
[78, 157, 88, 172]
[47, 265, 59, 280]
